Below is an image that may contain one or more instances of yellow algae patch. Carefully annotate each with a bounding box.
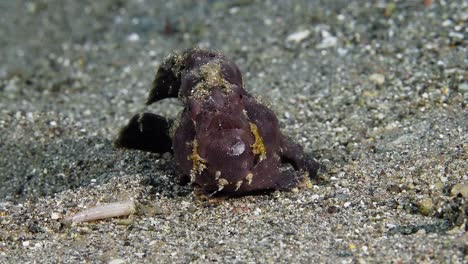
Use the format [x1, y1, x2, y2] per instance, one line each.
[217, 178, 229, 191]
[249, 123, 267, 161]
[245, 173, 253, 185]
[188, 140, 207, 182]
[191, 61, 232, 99]
[298, 175, 313, 189]
[199, 61, 225, 87]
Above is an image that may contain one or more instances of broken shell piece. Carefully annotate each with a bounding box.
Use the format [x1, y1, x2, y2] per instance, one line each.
[65, 201, 136, 223]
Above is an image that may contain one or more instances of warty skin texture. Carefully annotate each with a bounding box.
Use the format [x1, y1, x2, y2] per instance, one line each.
[116, 49, 319, 196]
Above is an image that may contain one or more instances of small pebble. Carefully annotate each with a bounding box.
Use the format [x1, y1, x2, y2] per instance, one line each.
[369, 73, 385, 85]
[458, 83, 468, 92]
[451, 183, 468, 197]
[50, 212, 61, 220]
[127, 33, 140, 42]
[415, 229, 426, 236]
[316, 30, 337, 49]
[448, 32, 464, 40]
[418, 198, 434, 216]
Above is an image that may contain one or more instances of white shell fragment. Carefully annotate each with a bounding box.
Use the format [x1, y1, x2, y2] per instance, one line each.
[286, 29, 311, 43]
[316, 30, 337, 49]
[65, 200, 136, 223]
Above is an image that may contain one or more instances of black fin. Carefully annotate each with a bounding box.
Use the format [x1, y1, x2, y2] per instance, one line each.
[280, 136, 319, 179]
[115, 113, 173, 154]
[146, 54, 183, 105]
